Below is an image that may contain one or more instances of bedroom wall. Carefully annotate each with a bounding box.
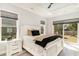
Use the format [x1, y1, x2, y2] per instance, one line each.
[0, 3, 42, 55]
[53, 11, 79, 21]
[45, 17, 54, 36]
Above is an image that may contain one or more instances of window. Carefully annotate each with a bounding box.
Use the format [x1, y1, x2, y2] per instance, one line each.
[54, 23, 77, 43]
[40, 26, 44, 34]
[1, 18, 17, 41]
[40, 20, 45, 34]
[2, 27, 16, 41]
[0, 10, 18, 41]
[54, 24, 63, 36]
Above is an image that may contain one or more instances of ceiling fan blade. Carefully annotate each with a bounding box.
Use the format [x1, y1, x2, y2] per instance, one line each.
[48, 3, 53, 8]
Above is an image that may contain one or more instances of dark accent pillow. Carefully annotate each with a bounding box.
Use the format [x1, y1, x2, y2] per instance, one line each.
[31, 30, 40, 36]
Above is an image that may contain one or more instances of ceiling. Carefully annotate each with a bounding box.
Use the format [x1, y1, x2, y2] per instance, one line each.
[12, 3, 79, 18]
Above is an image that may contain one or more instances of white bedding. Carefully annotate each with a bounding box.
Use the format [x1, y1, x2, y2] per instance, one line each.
[45, 38, 62, 49]
[23, 35, 63, 56]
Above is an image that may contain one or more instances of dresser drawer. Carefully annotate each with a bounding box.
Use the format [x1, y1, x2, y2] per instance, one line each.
[12, 45, 18, 49]
[12, 47, 19, 53]
[9, 41, 18, 46]
[7, 40, 22, 56]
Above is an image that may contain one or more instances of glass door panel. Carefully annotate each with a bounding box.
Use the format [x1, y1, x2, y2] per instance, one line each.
[54, 24, 63, 36]
[64, 23, 77, 43]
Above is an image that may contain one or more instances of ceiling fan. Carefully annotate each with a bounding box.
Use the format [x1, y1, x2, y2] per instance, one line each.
[48, 3, 54, 9]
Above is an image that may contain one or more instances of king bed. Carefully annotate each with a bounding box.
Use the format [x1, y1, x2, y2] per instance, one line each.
[22, 27, 63, 56]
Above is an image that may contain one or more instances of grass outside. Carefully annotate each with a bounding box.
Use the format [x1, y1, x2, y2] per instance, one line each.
[64, 35, 77, 43]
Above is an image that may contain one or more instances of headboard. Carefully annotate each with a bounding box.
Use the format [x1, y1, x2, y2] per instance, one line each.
[20, 25, 40, 36]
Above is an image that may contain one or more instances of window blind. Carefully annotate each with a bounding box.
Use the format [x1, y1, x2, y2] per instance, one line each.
[53, 18, 79, 25]
[0, 10, 18, 20]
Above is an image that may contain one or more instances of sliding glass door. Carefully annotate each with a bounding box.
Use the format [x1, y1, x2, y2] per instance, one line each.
[54, 24, 63, 36]
[64, 23, 77, 43]
[54, 23, 77, 44]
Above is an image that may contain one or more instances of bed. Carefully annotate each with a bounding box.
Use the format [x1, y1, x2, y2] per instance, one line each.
[23, 35, 63, 56]
[22, 26, 63, 56]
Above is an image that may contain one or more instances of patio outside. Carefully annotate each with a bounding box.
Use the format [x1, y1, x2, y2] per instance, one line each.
[64, 23, 77, 44]
[54, 23, 77, 44]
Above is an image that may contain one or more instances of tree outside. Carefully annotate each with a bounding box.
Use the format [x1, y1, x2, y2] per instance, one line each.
[54, 24, 63, 36]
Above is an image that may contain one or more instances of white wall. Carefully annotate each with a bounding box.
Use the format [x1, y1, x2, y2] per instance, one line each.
[53, 11, 79, 21]
[45, 18, 54, 36]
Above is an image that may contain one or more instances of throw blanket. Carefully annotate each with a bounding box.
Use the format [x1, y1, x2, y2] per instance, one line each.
[35, 35, 62, 48]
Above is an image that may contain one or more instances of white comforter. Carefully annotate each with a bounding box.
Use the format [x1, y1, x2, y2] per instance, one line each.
[23, 35, 63, 56]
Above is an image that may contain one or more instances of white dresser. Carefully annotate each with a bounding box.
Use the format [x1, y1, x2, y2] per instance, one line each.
[0, 41, 7, 55]
[6, 39, 22, 56]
